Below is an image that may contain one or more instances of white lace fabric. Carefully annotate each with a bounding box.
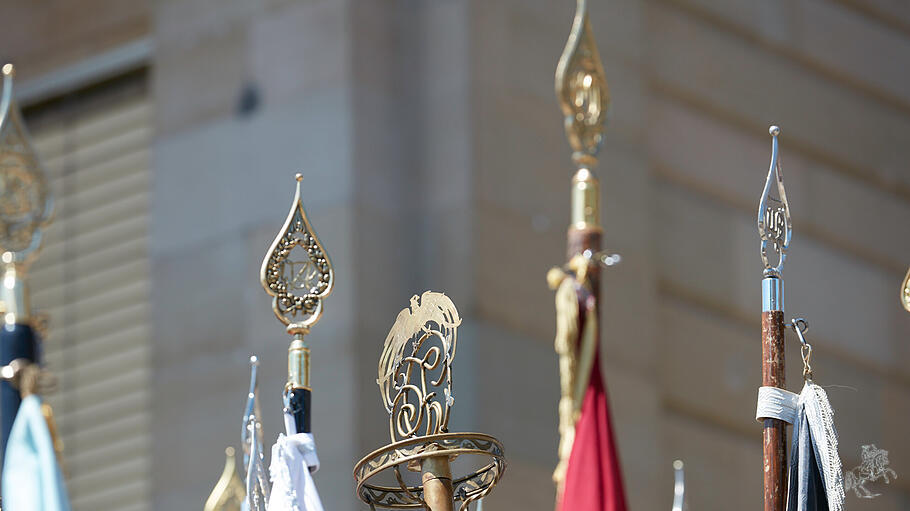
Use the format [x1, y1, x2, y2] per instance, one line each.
[789, 381, 845, 511]
[267, 411, 323, 511]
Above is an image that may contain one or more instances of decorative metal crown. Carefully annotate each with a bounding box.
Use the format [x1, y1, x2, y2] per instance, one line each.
[555, 0, 610, 168]
[260, 174, 334, 332]
[0, 64, 53, 265]
[757, 126, 791, 277]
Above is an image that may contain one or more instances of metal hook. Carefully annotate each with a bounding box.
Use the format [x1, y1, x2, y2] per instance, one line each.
[789, 318, 813, 380]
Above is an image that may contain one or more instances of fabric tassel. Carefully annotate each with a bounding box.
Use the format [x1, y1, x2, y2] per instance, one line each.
[1, 395, 71, 511]
[267, 413, 323, 511]
[786, 381, 845, 511]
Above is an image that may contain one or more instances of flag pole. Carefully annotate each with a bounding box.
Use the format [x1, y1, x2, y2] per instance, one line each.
[354, 291, 506, 511]
[0, 63, 55, 468]
[757, 126, 791, 511]
[261, 173, 335, 437]
[550, 1, 627, 509]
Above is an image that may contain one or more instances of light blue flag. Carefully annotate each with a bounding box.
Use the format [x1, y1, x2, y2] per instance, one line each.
[2, 395, 71, 511]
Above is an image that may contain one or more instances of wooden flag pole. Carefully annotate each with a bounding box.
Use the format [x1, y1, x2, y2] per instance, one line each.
[757, 126, 791, 511]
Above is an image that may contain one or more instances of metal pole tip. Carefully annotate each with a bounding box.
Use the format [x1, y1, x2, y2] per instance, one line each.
[769, 125, 780, 137]
[673, 459, 684, 470]
[249, 355, 259, 365]
[295, 173, 303, 182]
[2, 64, 13, 76]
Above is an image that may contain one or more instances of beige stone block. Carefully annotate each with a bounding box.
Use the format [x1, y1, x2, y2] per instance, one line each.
[651, 97, 910, 273]
[657, 182, 910, 374]
[662, 412, 761, 510]
[666, 0, 910, 107]
[154, 24, 249, 133]
[647, 3, 910, 191]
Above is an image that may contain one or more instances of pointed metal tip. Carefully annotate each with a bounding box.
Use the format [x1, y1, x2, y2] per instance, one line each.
[295, 173, 303, 182]
[769, 125, 780, 137]
[249, 355, 259, 365]
[2, 64, 13, 77]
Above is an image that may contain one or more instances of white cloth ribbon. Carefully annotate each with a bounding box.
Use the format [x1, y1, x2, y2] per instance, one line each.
[266, 413, 323, 511]
[756, 386, 799, 424]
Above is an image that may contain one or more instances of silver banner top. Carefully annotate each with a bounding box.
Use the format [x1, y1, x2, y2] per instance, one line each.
[757, 125, 791, 278]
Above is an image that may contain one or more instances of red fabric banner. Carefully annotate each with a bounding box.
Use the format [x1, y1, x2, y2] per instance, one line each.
[558, 355, 628, 511]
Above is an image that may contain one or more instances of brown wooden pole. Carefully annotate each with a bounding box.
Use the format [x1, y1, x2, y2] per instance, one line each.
[761, 280, 786, 511]
[421, 456, 454, 511]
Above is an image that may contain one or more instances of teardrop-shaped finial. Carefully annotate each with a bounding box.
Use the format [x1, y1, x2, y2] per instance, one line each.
[757, 125, 791, 277]
[0, 63, 53, 264]
[204, 447, 246, 511]
[260, 174, 334, 333]
[555, 0, 610, 168]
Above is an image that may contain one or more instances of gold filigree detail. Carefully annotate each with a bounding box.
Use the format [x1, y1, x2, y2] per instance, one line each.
[378, 291, 460, 443]
[204, 447, 245, 511]
[555, 0, 610, 168]
[260, 174, 334, 332]
[0, 64, 53, 263]
[357, 293, 506, 510]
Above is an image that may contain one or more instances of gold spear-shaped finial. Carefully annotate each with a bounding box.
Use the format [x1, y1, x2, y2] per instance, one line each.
[556, 0, 609, 233]
[0, 63, 54, 325]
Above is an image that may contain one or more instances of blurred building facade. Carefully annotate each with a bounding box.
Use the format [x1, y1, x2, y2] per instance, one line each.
[2, 1, 909, 510]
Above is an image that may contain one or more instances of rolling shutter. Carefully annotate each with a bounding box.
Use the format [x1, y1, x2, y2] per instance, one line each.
[27, 76, 152, 511]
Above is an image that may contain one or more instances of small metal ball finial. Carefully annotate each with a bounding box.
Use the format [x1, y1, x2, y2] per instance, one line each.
[2, 64, 13, 76]
[769, 125, 780, 137]
[295, 173, 303, 182]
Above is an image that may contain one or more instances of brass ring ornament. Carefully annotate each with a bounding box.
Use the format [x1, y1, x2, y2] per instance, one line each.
[260, 174, 334, 332]
[353, 433, 506, 510]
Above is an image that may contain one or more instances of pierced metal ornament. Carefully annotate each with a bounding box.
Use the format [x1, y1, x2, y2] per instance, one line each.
[0, 64, 53, 263]
[355, 292, 506, 511]
[378, 291, 460, 443]
[555, 0, 610, 168]
[757, 125, 791, 277]
[260, 174, 334, 332]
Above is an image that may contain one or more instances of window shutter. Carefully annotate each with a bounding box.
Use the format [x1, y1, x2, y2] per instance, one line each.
[28, 88, 152, 511]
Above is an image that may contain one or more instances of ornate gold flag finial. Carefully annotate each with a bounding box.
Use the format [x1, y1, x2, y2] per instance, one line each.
[204, 447, 245, 511]
[0, 63, 54, 324]
[355, 292, 506, 511]
[555, 0, 610, 170]
[261, 173, 334, 334]
[555, 0, 609, 232]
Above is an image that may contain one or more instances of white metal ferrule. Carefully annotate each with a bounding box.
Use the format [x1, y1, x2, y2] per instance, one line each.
[762, 276, 784, 312]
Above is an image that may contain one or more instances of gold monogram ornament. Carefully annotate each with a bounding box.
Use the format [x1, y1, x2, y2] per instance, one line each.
[260, 174, 334, 333]
[355, 292, 505, 511]
[555, 0, 610, 168]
